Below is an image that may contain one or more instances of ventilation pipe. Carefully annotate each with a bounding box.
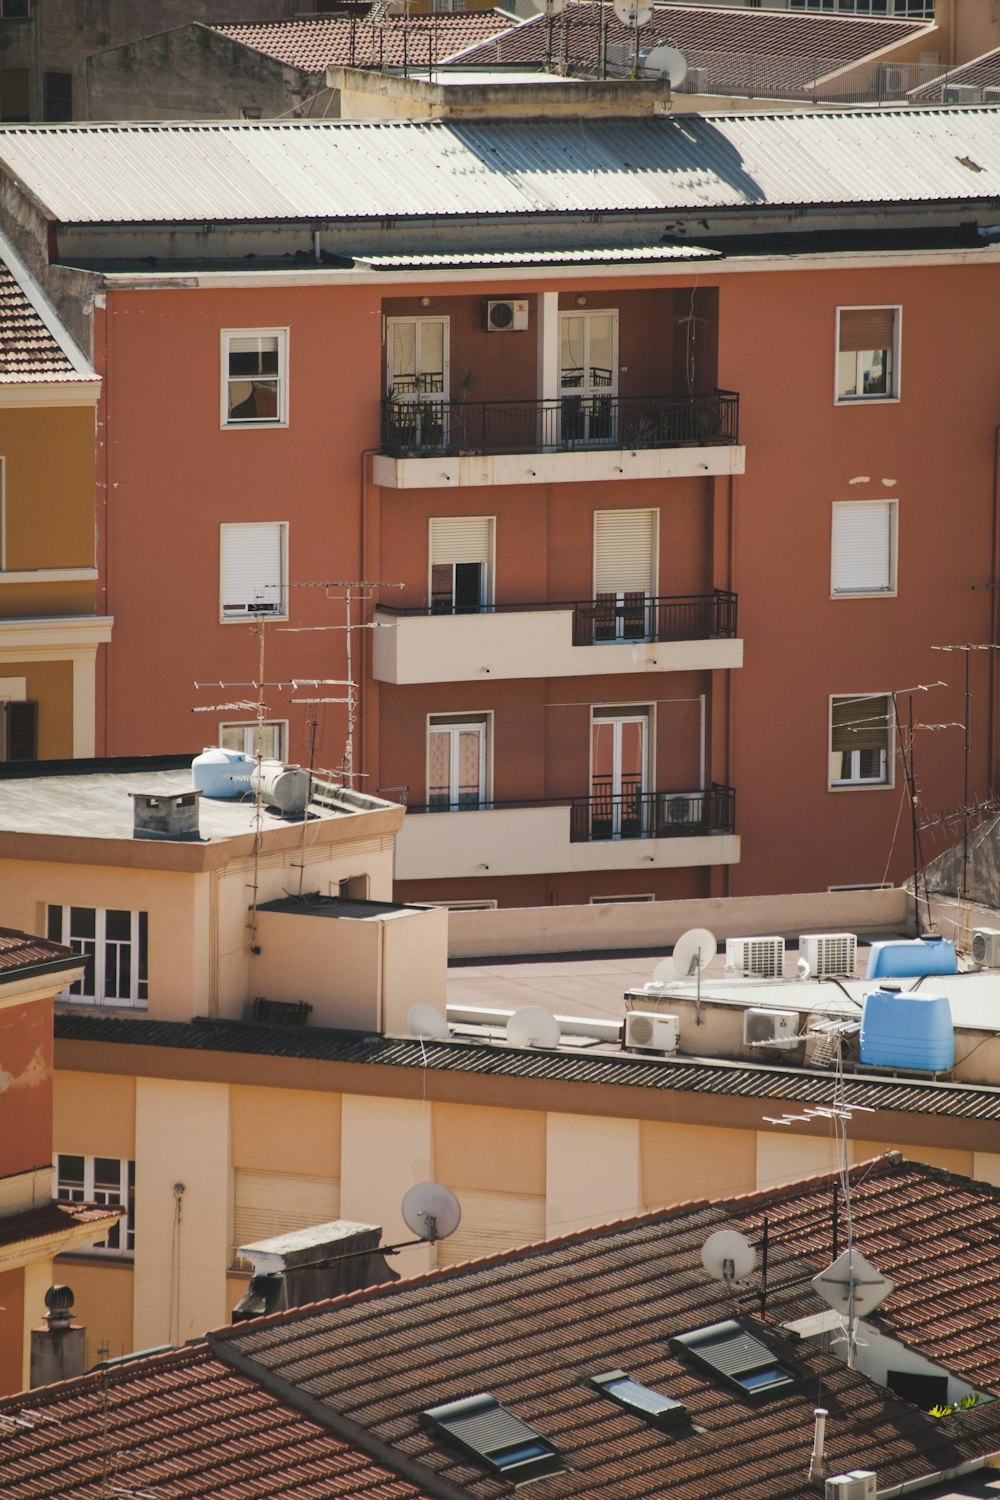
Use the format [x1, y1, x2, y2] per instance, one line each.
[808, 1407, 828, 1482]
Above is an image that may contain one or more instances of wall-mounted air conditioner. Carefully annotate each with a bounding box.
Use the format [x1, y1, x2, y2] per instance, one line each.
[942, 83, 982, 103]
[660, 791, 697, 827]
[725, 936, 785, 979]
[983, 85, 1000, 103]
[624, 1011, 680, 1054]
[684, 65, 709, 93]
[881, 65, 908, 98]
[826, 1474, 877, 1500]
[971, 928, 1000, 969]
[484, 299, 529, 332]
[799, 933, 857, 978]
[743, 1008, 799, 1048]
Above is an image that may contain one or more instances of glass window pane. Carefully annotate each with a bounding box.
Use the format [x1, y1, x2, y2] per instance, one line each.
[456, 730, 482, 805]
[105, 909, 130, 941]
[589, 315, 615, 387]
[46, 904, 62, 941]
[391, 322, 417, 383]
[69, 907, 96, 939]
[419, 321, 444, 384]
[560, 316, 584, 386]
[94, 1158, 121, 1193]
[57, 1154, 85, 1188]
[428, 730, 450, 804]
[860, 349, 888, 395]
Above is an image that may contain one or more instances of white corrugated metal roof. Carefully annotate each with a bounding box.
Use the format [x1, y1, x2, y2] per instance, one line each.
[2, 110, 1000, 226]
[356, 245, 719, 266]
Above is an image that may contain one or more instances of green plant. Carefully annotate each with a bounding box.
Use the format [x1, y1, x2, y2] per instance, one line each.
[928, 1404, 953, 1419]
[955, 1393, 980, 1410]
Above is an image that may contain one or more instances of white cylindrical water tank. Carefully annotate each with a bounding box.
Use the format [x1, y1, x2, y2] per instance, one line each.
[192, 746, 255, 800]
[251, 759, 310, 815]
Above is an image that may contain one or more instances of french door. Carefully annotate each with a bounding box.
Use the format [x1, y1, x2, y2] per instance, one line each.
[591, 710, 649, 839]
[559, 310, 618, 446]
[387, 317, 449, 449]
[428, 718, 487, 811]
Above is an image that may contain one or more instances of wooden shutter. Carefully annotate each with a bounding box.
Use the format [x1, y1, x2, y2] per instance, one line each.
[831, 695, 890, 753]
[221, 524, 283, 615]
[839, 309, 895, 353]
[832, 503, 893, 594]
[4, 699, 37, 760]
[233, 1168, 340, 1258]
[436, 1188, 545, 1268]
[594, 510, 656, 596]
[430, 517, 492, 565]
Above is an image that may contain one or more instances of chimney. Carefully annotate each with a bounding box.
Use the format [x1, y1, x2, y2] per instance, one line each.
[30, 1285, 86, 1387]
[130, 789, 202, 841]
[231, 1220, 399, 1321]
[808, 1407, 828, 1482]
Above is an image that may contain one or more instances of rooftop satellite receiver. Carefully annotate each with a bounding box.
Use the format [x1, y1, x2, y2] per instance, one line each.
[401, 1182, 462, 1243]
[812, 1248, 893, 1320]
[649, 956, 674, 988]
[506, 1006, 561, 1049]
[701, 1229, 757, 1286]
[613, 0, 654, 24]
[408, 1003, 450, 1041]
[671, 927, 716, 1025]
[642, 44, 688, 87]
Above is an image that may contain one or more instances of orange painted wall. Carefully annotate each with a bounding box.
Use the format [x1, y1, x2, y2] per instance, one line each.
[0, 1267, 25, 1395]
[0, 996, 52, 1177]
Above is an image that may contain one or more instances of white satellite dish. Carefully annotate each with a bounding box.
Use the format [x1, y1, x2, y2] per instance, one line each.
[505, 1006, 561, 1049]
[811, 1248, 894, 1319]
[401, 1182, 462, 1243]
[642, 44, 688, 87]
[672, 928, 717, 979]
[701, 1229, 757, 1285]
[407, 1003, 450, 1041]
[651, 957, 674, 987]
[544, 0, 565, 14]
[614, 0, 654, 26]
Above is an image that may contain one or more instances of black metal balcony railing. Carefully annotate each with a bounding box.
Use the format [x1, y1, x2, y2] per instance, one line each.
[376, 590, 738, 643]
[405, 784, 736, 841]
[380, 391, 739, 458]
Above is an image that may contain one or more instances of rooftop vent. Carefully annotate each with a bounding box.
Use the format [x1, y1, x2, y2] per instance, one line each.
[419, 1394, 561, 1481]
[725, 936, 784, 979]
[130, 789, 201, 841]
[670, 1320, 798, 1398]
[826, 1474, 876, 1500]
[589, 1369, 687, 1430]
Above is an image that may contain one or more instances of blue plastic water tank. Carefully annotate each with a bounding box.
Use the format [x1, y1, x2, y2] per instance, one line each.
[860, 984, 954, 1071]
[865, 935, 957, 980]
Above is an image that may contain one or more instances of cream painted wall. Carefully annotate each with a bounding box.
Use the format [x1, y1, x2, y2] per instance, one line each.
[61, 1258, 134, 1366]
[852, 1140, 975, 1177]
[381, 907, 448, 1034]
[546, 1113, 641, 1239]
[21, 1256, 51, 1390]
[641, 1120, 757, 1207]
[133, 1078, 230, 1349]
[231, 1085, 341, 1174]
[340, 1094, 436, 1279]
[973, 1152, 1000, 1186]
[434, 1103, 546, 1194]
[54, 1070, 135, 1157]
[755, 1131, 844, 1191]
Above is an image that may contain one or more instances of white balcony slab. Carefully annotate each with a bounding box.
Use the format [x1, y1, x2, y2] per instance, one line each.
[374, 607, 743, 684]
[373, 444, 746, 490]
[394, 803, 740, 882]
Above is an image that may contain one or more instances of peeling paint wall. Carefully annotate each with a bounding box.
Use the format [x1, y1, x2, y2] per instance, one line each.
[0, 997, 53, 1177]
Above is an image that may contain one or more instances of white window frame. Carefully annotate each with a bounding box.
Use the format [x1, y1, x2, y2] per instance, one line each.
[46, 904, 148, 1007]
[428, 516, 495, 614]
[831, 499, 898, 598]
[219, 521, 288, 621]
[834, 305, 901, 404]
[829, 693, 895, 790]
[221, 328, 289, 429]
[219, 719, 287, 760]
[55, 1154, 135, 1256]
[426, 712, 491, 811]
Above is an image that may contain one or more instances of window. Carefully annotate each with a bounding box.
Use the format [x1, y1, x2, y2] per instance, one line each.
[429, 517, 493, 614]
[220, 720, 285, 760]
[0, 1, 30, 16]
[591, 706, 650, 838]
[55, 1155, 135, 1255]
[593, 509, 657, 642]
[0, 698, 36, 760]
[428, 714, 489, 811]
[43, 71, 72, 121]
[0, 69, 29, 121]
[831, 500, 897, 596]
[560, 309, 618, 443]
[829, 694, 893, 787]
[670, 1320, 799, 1398]
[836, 307, 899, 401]
[46, 905, 148, 1007]
[589, 1369, 687, 1430]
[419, 1394, 561, 1481]
[222, 330, 288, 427]
[220, 522, 286, 619]
[386, 316, 449, 450]
[589, 894, 655, 904]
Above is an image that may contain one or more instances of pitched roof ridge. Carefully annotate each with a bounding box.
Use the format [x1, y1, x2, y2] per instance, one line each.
[0, 1338, 212, 1410]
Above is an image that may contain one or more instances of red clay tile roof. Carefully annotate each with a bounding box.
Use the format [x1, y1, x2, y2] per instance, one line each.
[0, 925, 74, 974]
[0, 265, 87, 384]
[0, 1199, 121, 1251]
[0, 1344, 434, 1500]
[211, 12, 517, 72]
[452, 0, 930, 68]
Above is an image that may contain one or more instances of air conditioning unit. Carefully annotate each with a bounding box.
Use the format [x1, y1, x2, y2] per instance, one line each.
[624, 1011, 680, 1054]
[484, 299, 529, 332]
[826, 1474, 877, 1500]
[881, 64, 908, 98]
[684, 65, 709, 93]
[743, 1007, 800, 1049]
[942, 83, 982, 103]
[971, 927, 1000, 969]
[983, 85, 1000, 103]
[725, 936, 785, 979]
[799, 932, 857, 978]
[660, 791, 696, 826]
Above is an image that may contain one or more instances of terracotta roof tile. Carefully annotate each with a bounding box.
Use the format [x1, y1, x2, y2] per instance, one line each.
[211, 12, 517, 72]
[0, 265, 83, 384]
[0, 925, 74, 974]
[0, 1199, 120, 1250]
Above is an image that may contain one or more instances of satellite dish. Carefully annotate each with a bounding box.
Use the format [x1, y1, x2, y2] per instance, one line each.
[651, 957, 674, 987]
[614, 0, 653, 26]
[544, 0, 565, 14]
[812, 1248, 894, 1319]
[643, 44, 688, 87]
[408, 1003, 450, 1041]
[506, 1006, 561, 1049]
[672, 928, 717, 979]
[701, 1229, 757, 1284]
[401, 1182, 462, 1243]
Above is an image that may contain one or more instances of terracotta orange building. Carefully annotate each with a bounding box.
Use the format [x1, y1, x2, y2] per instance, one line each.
[0, 101, 996, 902]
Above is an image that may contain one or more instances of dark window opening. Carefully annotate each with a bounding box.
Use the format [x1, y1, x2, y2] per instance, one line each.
[43, 71, 72, 121]
[887, 1370, 949, 1409]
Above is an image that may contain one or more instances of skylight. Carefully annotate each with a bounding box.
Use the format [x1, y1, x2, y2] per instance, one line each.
[589, 1369, 688, 1431]
[670, 1320, 799, 1398]
[419, 1393, 562, 1480]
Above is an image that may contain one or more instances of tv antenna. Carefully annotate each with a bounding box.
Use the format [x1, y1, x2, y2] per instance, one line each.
[613, 0, 653, 74]
[671, 927, 716, 1025]
[505, 1006, 561, 1049]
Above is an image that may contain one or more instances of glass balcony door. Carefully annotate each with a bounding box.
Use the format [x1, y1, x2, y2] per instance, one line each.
[428, 717, 488, 811]
[560, 310, 618, 447]
[591, 709, 649, 839]
[387, 316, 450, 449]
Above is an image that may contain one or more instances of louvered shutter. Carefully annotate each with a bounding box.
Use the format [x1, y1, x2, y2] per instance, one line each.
[436, 1189, 545, 1267]
[430, 517, 493, 566]
[832, 503, 893, 594]
[831, 695, 890, 753]
[232, 1169, 340, 1259]
[594, 510, 656, 596]
[221, 524, 283, 616]
[839, 309, 895, 352]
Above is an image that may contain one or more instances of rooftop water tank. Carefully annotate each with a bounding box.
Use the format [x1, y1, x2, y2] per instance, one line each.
[251, 759, 309, 815]
[865, 933, 956, 980]
[192, 746, 255, 800]
[860, 984, 954, 1072]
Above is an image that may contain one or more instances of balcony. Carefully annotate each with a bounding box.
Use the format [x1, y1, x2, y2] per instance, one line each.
[373, 391, 744, 490]
[374, 591, 742, 685]
[393, 785, 739, 881]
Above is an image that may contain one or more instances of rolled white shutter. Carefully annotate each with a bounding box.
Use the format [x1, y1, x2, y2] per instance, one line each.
[832, 503, 893, 594]
[430, 517, 493, 566]
[435, 1189, 545, 1267]
[221, 523, 283, 614]
[233, 1168, 340, 1257]
[594, 510, 656, 596]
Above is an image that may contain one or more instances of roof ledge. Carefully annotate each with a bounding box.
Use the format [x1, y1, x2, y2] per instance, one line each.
[326, 65, 671, 119]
